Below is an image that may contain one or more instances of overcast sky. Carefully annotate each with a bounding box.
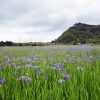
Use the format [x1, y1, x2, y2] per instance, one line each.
[0, 0, 100, 42]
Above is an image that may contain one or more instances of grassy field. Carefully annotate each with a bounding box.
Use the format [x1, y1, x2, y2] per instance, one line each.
[0, 45, 100, 100]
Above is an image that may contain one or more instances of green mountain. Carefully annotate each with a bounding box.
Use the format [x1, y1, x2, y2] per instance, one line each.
[52, 23, 100, 44]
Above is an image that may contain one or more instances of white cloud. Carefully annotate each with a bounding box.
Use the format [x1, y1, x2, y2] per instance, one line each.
[0, 0, 100, 42]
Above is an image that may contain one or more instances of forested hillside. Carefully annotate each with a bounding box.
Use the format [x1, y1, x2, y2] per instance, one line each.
[52, 23, 100, 44]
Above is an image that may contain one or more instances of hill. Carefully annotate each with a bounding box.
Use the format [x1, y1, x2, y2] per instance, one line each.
[52, 23, 100, 44]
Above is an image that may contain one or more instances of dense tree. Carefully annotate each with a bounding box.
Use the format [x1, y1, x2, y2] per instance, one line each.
[0, 41, 49, 46]
[52, 22, 100, 44]
[0, 41, 14, 46]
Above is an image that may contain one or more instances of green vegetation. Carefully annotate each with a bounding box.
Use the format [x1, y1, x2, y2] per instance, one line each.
[0, 46, 100, 100]
[0, 41, 50, 46]
[52, 23, 100, 44]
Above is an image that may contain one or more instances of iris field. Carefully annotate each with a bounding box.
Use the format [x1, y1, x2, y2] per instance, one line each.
[0, 45, 100, 100]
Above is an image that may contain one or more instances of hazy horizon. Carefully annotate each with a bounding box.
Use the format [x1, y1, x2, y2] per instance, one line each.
[0, 0, 100, 42]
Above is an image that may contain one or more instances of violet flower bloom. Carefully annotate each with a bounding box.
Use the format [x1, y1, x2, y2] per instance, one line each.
[58, 79, 64, 85]
[55, 64, 64, 71]
[69, 57, 74, 64]
[76, 58, 80, 63]
[0, 78, 6, 85]
[28, 56, 34, 60]
[69, 57, 74, 61]
[27, 58, 32, 62]
[0, 64, 2, 68]
[26, 64, 32, 68]
[10, 55, 15, 59]
[17, 76, 26, 81]
[17, 76, 32, 82]
[19, 76, 26, 81]
[90, 56, 96, 62]
[55, 66, 62, 71]
[26, 78, 32, 82]
[33, 66, 39, 70]
[11, 63, 15, 67]
[17, 65, 22, 69]
[20, 58, 26, 62]
[15, 72, 18, 75]
[64, 74, 72, 80]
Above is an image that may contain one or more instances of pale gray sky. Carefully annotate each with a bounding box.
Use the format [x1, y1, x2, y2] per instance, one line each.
[0, 0, 100, 42]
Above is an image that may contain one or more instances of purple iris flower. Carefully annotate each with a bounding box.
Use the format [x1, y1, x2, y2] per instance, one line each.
[55, 66, 62, 71]
[69, 57, 74, 64]
[20, 58, 26, 62]
[90, 56, 96, 62]
[17, 76, 26, 81]
[10, 55, 15, 59]
[58, 79, 64, 84]
[0, 78, 6, 85]
[17, 65, 22, 69]
[27, 58, 32, 62]
[0, 64, 2, 67]
[76, 58, 80, 63]
[26, 64, 32, 68]
[17, 76, 32, 82]
[33, 66, 39, 70]
[15, 72, 18, 75]
[21, 76, 26, 81]
[26, 78, 32, 82]
[69, 57, 74, 61]
[55, 64, 64, 71]
[44, 59, 47, 63]
[64, 74, 72, 80]
[28, 56, 34, 60]
[11, 63, 15, 67]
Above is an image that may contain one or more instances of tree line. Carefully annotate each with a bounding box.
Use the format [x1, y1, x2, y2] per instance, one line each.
[0, 41, 50, 46]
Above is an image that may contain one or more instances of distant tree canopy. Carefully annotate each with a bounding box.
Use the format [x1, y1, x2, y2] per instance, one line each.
[52, 22, 100, 44]
[0, 41, 49, 46]
[0, 41, 14, 46]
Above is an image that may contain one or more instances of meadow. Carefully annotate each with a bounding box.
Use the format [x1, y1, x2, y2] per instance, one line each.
[0, 45, 100, 100]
